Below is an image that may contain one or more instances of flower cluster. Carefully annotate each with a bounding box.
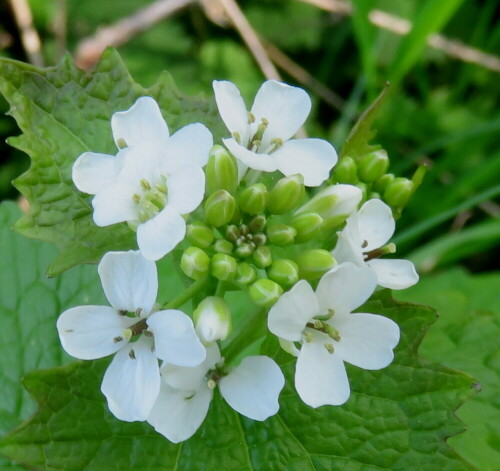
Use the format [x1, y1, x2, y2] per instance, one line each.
[58, 79, 419, 442]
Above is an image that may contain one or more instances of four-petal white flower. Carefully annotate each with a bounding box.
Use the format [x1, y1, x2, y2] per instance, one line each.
[57, 251, 206, 422]
[332, 199, 419, 289]
[147, 343, 285, 443]
[213, 80, 337, 186]
[72, 96, 213, 260]
[268, 262, 400, 407]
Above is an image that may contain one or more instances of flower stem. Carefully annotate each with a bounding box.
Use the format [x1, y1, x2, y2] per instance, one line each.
[163, 276, 209, 310]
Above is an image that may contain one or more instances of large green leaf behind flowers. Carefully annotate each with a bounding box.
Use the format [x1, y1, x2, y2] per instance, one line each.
[0, 50, 223, 276]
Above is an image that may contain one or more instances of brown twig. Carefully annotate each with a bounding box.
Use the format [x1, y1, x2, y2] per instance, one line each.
[74, 0, 195, 69]
[8, 0, 44, 66]
[300, 0, 500, 73]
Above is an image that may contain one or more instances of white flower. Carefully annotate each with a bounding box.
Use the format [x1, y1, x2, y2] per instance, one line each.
[72, 96, 213, 261]
[268, 262, 400, 408]
[332, 199, 419, 289]
[57, 251, 206, 422]
[213, 80, 337, 186]
[147, 344, 285, 443]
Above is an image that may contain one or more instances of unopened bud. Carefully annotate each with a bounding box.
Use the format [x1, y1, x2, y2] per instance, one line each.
[193, 296, 232, 343]
[235, 242, 254, 258]
[214, 239, 233, 254]
[210, 253, 237, 280]
[267, 259, 299, 288]
[252, 245, 272, 268]
[332, 156, 357, 184]
[295, 249, 336, 280]
[266, 223, 296, 246]
[249, 279, 283, 307]
[248, 215, 266, 233]
[186, 221, 214, 248]
[384, 177, 413, 208]
[235, 262, 257, 284]
[238, 184, 267, 215]
[290, 212, 324, 243]
[267, 174, 305, 214]
[205, 145, 238, 195]
[225, 225, 240, 242]
[357, 150, 389, 183]
[252, 233, 267, 246]
[373, 173, 395, 193]
[205, 190, 236, 227]
[180, 247, 210, 280]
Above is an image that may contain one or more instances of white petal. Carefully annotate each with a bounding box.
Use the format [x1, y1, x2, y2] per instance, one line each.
[148, 382, 212, 443]
[331, 313, 400, 369]
[111, 96, 169, 148]
[251, 80, 311, 142]
[316, 262, 376, 315]
[161, 123, 213, 174]
[331, 224, 365, 266]
[147, 310, 206, 367]
[101, 337, 160, 422]
[166, 166, 205, 215]
[161, 344, 221, 391]
[220, 356, 284, 421]
[295, 340, 350, 407]
[268, 280, 319, 341]
[57, 306, 134, 360]
[92, 182, 138, 226]
[213, 80, 250, 145]
[115, 146, 163, 186]
[367, 259, 419, 290]
[223, 138, 278, 172]
[98, 251, 158, 314]
[272, 138, 337, 187]
[357, 199, 395, 251]
[72, 152, 122, 194]
[136, 206, 186, 261]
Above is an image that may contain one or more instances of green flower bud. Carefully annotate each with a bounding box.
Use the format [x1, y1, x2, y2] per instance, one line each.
[267, 174, 305, 214]
[205, 190, 236, 227]
[238, 183, 267, 215]
[205, 145, 238, 195]
[193, 296, 232, 343]
[186, 221, 214, 248]
[180, 247, 210, 280]
[267, 259, 299, 288]
[248, 214, 267, 233]
[252, 233, 267, 246]
[373, 173, 395, 193]
[235, 242, 254, 258]
[357, 150, 389, 183]
[213, 239, 233, 254]
[252, 245, 272, 268]
[290, 212, 324, 243]
[266, 223, 296, 246]
[332, 156, 358, 184]
[235, 262, 257, 285]
[295, 249, 336, 280]
[225, 224, 240, 242]
[249, 279, 283, 307]
[210, 253, 237, 280]
[384, 177, 414, 208]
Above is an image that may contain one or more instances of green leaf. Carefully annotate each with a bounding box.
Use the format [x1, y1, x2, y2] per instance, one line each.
[0, 291, 476, 470]
[0, 201, 104, 469]
[339, 82, 390, 161]
[0, 49, 224, 275]
[396, 268, 500, 471]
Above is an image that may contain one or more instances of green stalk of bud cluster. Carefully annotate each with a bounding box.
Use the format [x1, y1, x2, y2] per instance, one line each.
[180, 247, 210, 280]
[234, 262, 257, 285]
[357, 150, 389, 183]
[252, 245, 272, 268]
[295, 249, 336, 280]
[266, 223, 296, 246]
[205, 145, 238, 195]
[249, 279, 283, 307]
[267, 174, 305, 214]
[210, 253, 238, 280]
[290, 212, 324, 243]
[267, 259, 299, 288]
[186, 221, 214, 248]
[238, 183, 267, 215]
[193, 296, 232, 343]
[332, 156, 357, 184]
[205, 190, 236, 227]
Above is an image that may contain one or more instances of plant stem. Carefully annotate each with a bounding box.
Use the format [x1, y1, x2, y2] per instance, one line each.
[163, 276, 209, 310]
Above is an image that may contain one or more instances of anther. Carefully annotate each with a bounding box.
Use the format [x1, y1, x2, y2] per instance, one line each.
[232, 131, 241, 144]
[132, 193, 141, 204]
[324, 343, 335, 354]
[247, 112, 255, 124]
[128, 349, 136, 360]
[140, 179, 152, 191]
[304, 331, 314, 343]
[116, 138, 127, 149]
[135, 308, 143, 317]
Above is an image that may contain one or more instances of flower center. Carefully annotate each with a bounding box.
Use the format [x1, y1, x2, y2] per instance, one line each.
[232, 114, 283, 154]
[131, 175, 168, 223]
